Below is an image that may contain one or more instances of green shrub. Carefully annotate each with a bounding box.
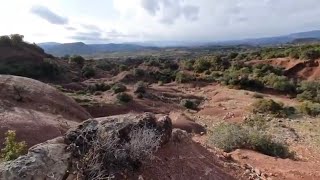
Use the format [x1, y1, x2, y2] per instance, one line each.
[119, 64, 128, 71]
[300, 49, 320, 60]
[134, 81, 146, 94]
[0, 60, 61, 80]
[112, 83, 127, 94]
[82, 65, 96, 78]
[96, 61, 113, 71]
[0, 35, 12, 46]
[262, 73, 295, 92]
[175, 71, 194, 83]
[252, 99, 295, 117]
[297, 101, 320, 117]
[133, 68, 145, 77]
[10, 34, 24, 45]
[116, 92, 132, 103]
[244, 115, 268, 130]
[180, 99, 199, 110]
[208, 123, 292, 158]
[1, 130, 27, 161]
[87, 83, 110, 93]
[69, 55, 85, 66]
[297, 81, 320, 103]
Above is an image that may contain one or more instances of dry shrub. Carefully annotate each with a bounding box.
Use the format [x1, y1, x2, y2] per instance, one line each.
[78, 125, 162, 179]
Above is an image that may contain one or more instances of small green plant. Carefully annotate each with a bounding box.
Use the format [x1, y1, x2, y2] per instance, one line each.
[180, 99, 199, 110]
[112, 83, 127, 94]
[1, 130, 27, 161]
[116, 92, 132, 103]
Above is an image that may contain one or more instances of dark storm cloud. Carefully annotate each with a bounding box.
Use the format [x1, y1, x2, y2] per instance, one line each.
[30, 5, 68, 25]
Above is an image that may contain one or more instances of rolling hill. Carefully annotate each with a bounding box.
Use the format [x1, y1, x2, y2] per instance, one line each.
[38, 42, 156, 56]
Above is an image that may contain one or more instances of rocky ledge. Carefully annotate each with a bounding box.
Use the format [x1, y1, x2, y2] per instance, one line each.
[0, 113, 172, 180]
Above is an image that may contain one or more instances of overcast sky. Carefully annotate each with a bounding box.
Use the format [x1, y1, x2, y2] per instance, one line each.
[1, 0, 320, 43]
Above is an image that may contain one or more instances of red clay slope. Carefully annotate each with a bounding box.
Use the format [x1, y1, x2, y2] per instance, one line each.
[248, 58, 320, 81]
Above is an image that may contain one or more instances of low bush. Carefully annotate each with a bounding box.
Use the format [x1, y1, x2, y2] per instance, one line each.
[82, 65, 96, 78]
[297, 101, 320, 117]
[116, 92, 132, 103]
[300, 49, 320, 60]
[0, 60, 61, 80]
[1, 130, 27, 161]
[80, 125, 161, 179]
[297, 81, 320, 103]
[208, 123, 292, 158]
[133, 68, 145, 77]
[252, 99, 295, 117]
[69, 55, 85, 66]
[134, 81, 146, 94]
[112, 83, 127, 94]
[175, 71, 194, 83]
[87, 83, 110, 93]
[180, 99, 199, 110]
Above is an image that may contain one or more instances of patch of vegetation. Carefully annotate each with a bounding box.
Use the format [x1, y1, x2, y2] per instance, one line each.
[193, 56, 230, 73]
[77, 125, 161, 179]
[69, 55, 85, 67]
[0, 59, 62, 80]
[87, 83, 110, 93]
[116, 92, 133, 103]
[112, 83, 127, 94]
[1, 130, 27, 161]
[134, 81, 147, 94]
[297, 101, 320, 117]
[208, 122, 292, 158]
[96, 60, 113, 71]
[175, 71, 194, 83]
[180, 99, 199, 110]
[252, 99, 295, 117]
[82, 65, 96, 78]
[133, 68, 145, 77]
[297, 81, 320, 103]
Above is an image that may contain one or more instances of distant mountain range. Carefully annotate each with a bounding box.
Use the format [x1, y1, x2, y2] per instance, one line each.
[218, 30, 320, 45]
[38, 30, 320, 56]
[38, 42, 157, 56]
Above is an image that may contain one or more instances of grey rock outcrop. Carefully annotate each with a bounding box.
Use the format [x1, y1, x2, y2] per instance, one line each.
[0, 113, 172, 180]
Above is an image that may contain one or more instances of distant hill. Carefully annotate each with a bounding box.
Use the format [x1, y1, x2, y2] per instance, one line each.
[291, 38, 320, 44]
[38, 42, 156, 56]
[220, 30, 320, 46]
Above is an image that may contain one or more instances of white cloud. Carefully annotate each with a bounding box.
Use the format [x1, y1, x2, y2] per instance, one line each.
[1, 0, 320, 43]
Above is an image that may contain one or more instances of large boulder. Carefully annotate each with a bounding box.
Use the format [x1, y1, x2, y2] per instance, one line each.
[0, 113, 172, 180]
[0, 137, 70, 180]
[0, 75, 91, 147]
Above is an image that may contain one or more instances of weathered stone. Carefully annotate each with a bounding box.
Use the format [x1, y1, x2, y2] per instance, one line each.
[171, 129, 191, 144]
[0, 137, 71, 180]
[0, 113, 173, 180]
